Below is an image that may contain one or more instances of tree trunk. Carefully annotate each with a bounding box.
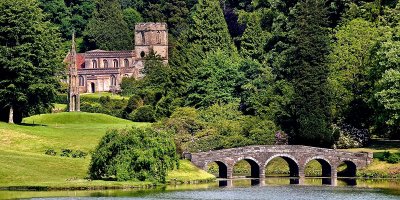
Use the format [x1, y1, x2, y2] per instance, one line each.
[8, 106, 14, 124]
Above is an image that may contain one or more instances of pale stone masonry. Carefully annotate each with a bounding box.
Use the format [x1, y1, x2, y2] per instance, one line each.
[188, 145, 373, 183]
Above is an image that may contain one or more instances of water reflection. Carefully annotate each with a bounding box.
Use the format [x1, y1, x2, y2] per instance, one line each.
[216, 177, 361, 187]
[0, 178, 399, 199]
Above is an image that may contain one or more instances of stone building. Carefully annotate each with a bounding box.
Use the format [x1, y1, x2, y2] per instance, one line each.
[67, 22, 168, 94]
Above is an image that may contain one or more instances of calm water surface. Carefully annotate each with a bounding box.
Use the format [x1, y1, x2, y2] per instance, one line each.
[1, 178, 400, 200]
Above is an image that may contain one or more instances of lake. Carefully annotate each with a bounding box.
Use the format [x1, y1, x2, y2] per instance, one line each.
[1, 178, 399, 199]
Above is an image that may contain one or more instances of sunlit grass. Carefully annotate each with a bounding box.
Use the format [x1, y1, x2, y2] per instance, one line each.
[80, 92, 126, 100]
[167, 160, 215, 183]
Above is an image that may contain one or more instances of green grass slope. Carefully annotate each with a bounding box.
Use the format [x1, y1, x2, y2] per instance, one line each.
[0, 112, 214, 188]
[23, 112, 133, 125]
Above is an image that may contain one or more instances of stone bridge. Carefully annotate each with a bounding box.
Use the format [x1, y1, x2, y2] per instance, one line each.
[188, 145, 373, 180]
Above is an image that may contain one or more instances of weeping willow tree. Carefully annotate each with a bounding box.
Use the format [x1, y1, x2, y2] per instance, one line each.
[89, 127, 179, 183]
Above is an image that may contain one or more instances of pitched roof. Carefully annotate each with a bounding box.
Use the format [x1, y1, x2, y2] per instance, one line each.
[76, 53, 85, 69]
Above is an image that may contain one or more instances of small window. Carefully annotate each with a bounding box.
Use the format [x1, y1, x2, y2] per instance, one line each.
[157, 31, 161, 44]
[140, 51, 145, 58]
[79, 76, 84, 86]
[124, 59, 129, 68]
[92, 60, 97, 68]
[141, 31, 145, 44]
[103, 60, 108, 68]
[113, 59, 119, 68]
[110, 75, 116, 86]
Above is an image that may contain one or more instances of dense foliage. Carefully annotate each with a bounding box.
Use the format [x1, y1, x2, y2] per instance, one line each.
[4, 0, 399, 145]
[0, 0, 64, 123]
[89, 127, 179, 183]
[155, 103, 277, 153]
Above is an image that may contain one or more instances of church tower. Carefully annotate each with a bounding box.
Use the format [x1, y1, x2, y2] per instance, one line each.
[134, 23, 168, 61]
[68, 33, 80, 112]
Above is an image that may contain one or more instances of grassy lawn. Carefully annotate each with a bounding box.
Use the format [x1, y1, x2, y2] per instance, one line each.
[167, 160, 215, 184]
[80, 92, 126, 100]
[343, 140, 400, 178]
[0, 112, 214, 189]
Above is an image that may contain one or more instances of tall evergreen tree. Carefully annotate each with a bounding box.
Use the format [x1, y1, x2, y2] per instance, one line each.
[83, 0, 132, 50]
[239, 11, 268, 61]
[0, 0, 64, 123]
[170, 0, 237, 94]
[284, 0, 333, 147]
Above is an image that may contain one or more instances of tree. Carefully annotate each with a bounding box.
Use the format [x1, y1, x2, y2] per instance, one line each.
[186, 50, 244, 108]
[123, 7, 143, 31]
[66, 0, 95, 38]
[38, 0, 72, 38]
[370, 39, 400, 138]
[170, 0, 237, 93]
[89, 127, 179, 183]
[83, 0, 132, 51]
[239, 11, 268, 61]
[374, 69, 400, 139]
[239, 58, 294, 122]
[284, 0, 333, 147]
[0, 0, 64, 123]
[328, 18, 389, 127]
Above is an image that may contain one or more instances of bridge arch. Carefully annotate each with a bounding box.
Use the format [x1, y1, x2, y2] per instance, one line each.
[264, 154, 300, 177]
[304, 156, 332, 177]
[205, 160, 229, 178]
[337, 160, 357, 177]
[233, 157, 261, 178]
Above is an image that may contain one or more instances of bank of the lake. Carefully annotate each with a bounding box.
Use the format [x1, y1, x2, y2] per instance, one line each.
[0, 112, 398, 190]
[0, 112, 215, 189]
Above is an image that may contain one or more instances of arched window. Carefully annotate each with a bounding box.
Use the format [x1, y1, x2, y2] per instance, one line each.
[140, 51, 145, 58]
[103, 60, 108, 68]
[110, 75, 116, 86]
[92, 60, 97, 68]
[124, 59, 129, 68]
[113, 59, 119, 68]
[79, 76, 84, 86]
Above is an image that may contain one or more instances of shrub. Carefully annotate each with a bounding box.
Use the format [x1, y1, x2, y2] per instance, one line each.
[60, 149, 72, 157]
[333, 123, 369, 148]
[88, 127, 179, 183]
[72, 150, 88, 158]
[45, 149, 57, 156]
[387, 154, 400, 164]
[128, 105, 156, 122]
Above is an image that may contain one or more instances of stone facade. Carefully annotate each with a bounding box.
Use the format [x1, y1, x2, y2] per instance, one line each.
[188, 145, 373, 183]
[67, 22, 168, 94]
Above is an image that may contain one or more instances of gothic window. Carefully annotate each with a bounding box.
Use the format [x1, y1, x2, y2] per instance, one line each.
[124, 59, 129, 68]
[140, 51, 145, 58]
[110, 75, 116, 86]
[113, 59, 119, 68]
[78, 76, 84, 86]
[92, 60, 97, 68]
[103, 60, 108, 68]
[157, 31, 161, 44]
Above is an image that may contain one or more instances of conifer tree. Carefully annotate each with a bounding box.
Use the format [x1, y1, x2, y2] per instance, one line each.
[83, 0, 132, 50]
[170, 0, 237, 93]
[284, 0, 333, 147]
[239, 11, 268, 61]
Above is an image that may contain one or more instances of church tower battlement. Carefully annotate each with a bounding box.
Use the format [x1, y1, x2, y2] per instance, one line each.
[135, 22, 168, 60]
